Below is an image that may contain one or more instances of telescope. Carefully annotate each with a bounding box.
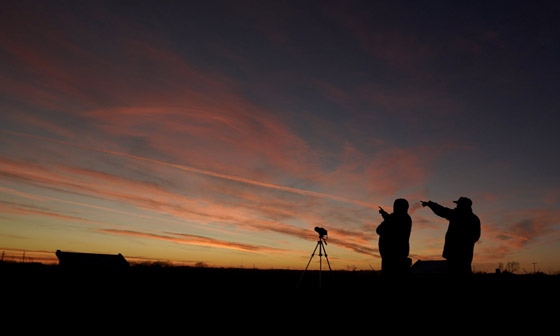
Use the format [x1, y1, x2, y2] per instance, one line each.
[314, 227, 328, 244]
[298, 226, 333, 288]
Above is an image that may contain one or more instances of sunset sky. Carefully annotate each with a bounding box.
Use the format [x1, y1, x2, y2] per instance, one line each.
[1, 0, 559, 273]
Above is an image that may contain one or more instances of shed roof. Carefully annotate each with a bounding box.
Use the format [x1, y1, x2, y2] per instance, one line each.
[56, 250, 129, 269]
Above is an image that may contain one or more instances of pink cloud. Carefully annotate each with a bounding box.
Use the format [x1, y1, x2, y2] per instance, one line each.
[1, 3, 451, 209]
[0, 202, 92, 223]
[475, 208, 560, 262]
[98, 229, 288, 254]
[0, 4, 321, 189]
[0, 154, 379, 256]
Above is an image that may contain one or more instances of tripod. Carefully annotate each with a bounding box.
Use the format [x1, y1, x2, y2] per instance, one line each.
[297, 237, 333, 288]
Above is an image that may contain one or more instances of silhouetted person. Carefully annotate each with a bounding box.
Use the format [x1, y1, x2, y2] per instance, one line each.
[421, 197, 481, 276]
[376, 198, 412, 276]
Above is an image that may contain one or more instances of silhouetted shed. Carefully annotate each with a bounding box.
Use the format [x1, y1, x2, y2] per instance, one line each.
[56, 250, 129, 269]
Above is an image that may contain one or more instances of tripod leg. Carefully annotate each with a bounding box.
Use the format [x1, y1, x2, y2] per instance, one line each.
[303, 242, 319, 272]
[297, 241, 320, 288]
[319, 243, 322, 288]
[321, 243, 333, 271]
[320, 243, 335, 287]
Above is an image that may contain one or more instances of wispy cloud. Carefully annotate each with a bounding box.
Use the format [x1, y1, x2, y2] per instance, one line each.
[0, 201, 92, 223]
[1, 130, 379, 208]
[0, 152, 379, 257]
[475, 209, 560, 261]
[98, 228, 289, 254]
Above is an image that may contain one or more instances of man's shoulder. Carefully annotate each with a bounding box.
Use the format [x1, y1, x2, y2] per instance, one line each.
[472, 212, 481, 222]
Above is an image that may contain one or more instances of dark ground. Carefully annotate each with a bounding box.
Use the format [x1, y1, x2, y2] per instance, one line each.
[3, 262, 557, 330]
[2, 261, 559, 292]
[3, 261, 560, 322]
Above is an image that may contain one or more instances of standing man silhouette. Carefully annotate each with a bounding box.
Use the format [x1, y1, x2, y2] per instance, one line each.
[421, 197, 481, 276]
[376, 198, 412, 276]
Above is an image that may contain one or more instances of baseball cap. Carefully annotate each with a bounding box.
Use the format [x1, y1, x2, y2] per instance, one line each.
[453, 197, 472, 207]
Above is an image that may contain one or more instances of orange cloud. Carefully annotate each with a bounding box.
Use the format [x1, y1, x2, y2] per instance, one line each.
[0, 202, 92, 223]
[98, 228, 288, 254]
[0, 152, 382, 257]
